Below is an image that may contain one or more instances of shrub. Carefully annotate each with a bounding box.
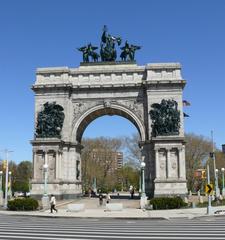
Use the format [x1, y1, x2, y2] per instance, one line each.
[8, 198, 39, 211]
[150, 196, 187, 210]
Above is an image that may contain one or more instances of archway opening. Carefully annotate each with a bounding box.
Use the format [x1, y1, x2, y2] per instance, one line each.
[75, 106, 145, 143]
[79, 113, 142, 198]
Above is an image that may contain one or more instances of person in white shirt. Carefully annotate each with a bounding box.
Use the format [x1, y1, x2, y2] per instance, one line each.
[50, 194, 58, 213]
[106, 193, 111, 204]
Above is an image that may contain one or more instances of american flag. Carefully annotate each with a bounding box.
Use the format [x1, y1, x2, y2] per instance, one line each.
[183, 100, 191, 106]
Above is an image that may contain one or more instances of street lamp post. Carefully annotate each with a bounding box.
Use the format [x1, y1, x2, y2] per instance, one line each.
[0, 171, 3, 206]
[8, 171, 12, 199]
[92, 177, 97, 194]
[43, 164, 48, 196]
[140, 161, 147, 209]
[139, 168, 142, 196]
[41, 163, 49, 209]
[3, 149, 13, 209]
[221, 168, 225, 197]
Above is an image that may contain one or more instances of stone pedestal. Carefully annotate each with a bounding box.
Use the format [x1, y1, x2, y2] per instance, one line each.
[41, 195, 49, 209]
[140, 196, 148, 209]
[31, 139, 82, 199]
[199, 195, 203, 204]
[153, 137, 187, 197]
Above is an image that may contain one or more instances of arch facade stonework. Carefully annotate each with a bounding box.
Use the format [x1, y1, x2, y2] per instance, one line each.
[31, 62, 188, 199]
[72, 103, 146, 143]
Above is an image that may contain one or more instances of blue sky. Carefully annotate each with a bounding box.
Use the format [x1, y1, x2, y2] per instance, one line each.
[0, 0, 224, 163]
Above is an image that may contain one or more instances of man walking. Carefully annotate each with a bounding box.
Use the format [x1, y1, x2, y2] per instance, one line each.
[50, 194, 58, 213]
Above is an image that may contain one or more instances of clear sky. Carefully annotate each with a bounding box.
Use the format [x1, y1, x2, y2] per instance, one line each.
[0, 0, 224, 163]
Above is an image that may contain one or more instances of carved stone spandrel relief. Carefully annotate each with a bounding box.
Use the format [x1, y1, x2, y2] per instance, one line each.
[72, 101, 97, 127]
[116, 99, 144, 120]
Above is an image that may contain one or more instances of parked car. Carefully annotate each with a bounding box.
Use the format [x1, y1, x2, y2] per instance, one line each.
[214, 210, 225, 215]
[14, 192, 31, 197]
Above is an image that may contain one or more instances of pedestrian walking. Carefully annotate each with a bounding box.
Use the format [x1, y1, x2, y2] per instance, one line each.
[106, 192, 111, 204]
[50, 194, 58, 213]
[129, 185, 134, 199]
[131, 188, 135, 199]
[98, 190, 103, 206]
[88, 188, 92, 198]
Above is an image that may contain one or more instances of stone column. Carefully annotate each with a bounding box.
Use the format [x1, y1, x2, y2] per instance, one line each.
[33, 150, 37, 179]
[55, 152, 59, 179]
[178, 146, 186, 179]
[62, 147, 68, 180]
[166, 148, 170, 179]
[155, 148, 159, 179]
[57, 153, 62, 180]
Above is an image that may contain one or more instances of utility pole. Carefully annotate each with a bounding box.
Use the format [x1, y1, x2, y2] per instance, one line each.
[211, 130, 219, 199]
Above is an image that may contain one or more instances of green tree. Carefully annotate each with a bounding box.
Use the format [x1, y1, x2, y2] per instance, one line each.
[120, 164, 139, 191]
[0, 160, 17, 193]
[12, 161, 32, 194]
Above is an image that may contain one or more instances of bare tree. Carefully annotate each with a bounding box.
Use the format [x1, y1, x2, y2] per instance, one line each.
[185, 133, 212, 191]
[81, 137, 123, 192]
[123, 133, 141, 167]
[207, 151, 225, 189]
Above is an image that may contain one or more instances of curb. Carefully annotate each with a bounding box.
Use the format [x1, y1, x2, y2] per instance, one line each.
[0, 212, 168, 220]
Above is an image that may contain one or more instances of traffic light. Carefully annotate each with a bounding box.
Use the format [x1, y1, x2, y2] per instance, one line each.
[210, 152, 214, 158]
[2, 160, 7, 170]
[202, 170, 206, 179]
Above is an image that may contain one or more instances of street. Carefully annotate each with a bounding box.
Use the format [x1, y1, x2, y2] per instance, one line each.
[0, 214, 225, 239]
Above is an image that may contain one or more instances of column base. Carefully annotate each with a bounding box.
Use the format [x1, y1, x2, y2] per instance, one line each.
[154, 178, 187, 197]
[41, 195, 49, 209]
[31, 181, 82, 200]
[140, 195, 148, 209]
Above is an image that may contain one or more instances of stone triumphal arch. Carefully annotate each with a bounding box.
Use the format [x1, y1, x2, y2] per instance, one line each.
[31, 62, 188, 199]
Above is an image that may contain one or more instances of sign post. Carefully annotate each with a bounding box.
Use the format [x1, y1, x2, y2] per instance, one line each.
[206, 164, 213, 215]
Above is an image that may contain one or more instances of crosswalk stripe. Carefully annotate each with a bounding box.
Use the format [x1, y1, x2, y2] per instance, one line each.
[1, 226, 225, 234]
[1, 215, 225, 239]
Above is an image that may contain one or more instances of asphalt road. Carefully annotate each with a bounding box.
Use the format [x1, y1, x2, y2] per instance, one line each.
[0, 214, 225, 239]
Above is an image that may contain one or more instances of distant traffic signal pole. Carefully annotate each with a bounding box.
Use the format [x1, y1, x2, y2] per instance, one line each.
[211, 131, 219, 199]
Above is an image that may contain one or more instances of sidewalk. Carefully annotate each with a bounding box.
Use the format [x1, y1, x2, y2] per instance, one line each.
[1, 202, 225, 219]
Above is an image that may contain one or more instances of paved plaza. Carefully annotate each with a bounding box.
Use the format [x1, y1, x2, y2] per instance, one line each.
[1, 195, 225, 220]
